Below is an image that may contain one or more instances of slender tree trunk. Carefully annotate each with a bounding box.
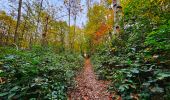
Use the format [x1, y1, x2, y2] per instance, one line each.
[29, 32, 33, 49]
[60, 28, 65, 51]
[68, 0, 72, 50]
[24, 0, 34, 49]
[36, 0, 43, 42]
[68, 0, 71, 33]
[14, 0, 22, 46]
[42, 16, 49, 47]
[74, 15, 76, 35]
[113, 0, 123, 50]
[113, 0, 122, 34]
[72, 15, 77, 51]
[87, 0, 91, 11]
[20, 18, 27, 47]
[0, 29, 3, 46]
[6, 25, 11, 45]
[113, 0, 117, 34]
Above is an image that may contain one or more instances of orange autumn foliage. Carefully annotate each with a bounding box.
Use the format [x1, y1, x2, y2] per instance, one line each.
[92, 7, 113, 45]
[93, 22, 112, 44]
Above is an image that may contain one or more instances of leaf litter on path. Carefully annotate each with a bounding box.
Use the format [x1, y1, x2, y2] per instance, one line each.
[69, 59, 112, 100]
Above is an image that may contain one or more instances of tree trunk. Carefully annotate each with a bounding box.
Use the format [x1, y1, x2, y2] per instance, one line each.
[71, 15, 77, 51]
[68, 0, 71, 34]
[112, 0, 123, 35]
[112, 0, 123, 50]
[6, 25, 11, 45]
[60, 28, 65, 51]
[0, 29, 3, 46]
[20, 17, 27, 47]
[29, 32, 33, 49]
[74, 15, 76, 36]
[36, 0, 43, 42]
[68, 0, 72, 50]
[14, 0, 22, 46]
[87, 0, 91, 11]
[42, 16, 49, 47]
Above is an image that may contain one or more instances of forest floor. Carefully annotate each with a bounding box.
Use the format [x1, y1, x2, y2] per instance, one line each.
[69, 58, 112, 100]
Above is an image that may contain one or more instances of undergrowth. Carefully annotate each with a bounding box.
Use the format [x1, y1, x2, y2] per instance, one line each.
[0, 46, 83, 100]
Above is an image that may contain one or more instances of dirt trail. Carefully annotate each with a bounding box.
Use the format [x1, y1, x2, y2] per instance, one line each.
[69, 58, 111, 100]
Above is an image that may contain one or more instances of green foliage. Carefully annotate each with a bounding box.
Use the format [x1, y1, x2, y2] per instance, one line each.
[92, 48, 170, 99]
[92, 0, 170, 99]
[111, 68, 170, 100]
[145, 22, 170, 53]
[0, 47, 83, 100]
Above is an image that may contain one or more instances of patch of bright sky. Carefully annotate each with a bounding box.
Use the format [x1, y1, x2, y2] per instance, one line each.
[0, 0, 100, 27]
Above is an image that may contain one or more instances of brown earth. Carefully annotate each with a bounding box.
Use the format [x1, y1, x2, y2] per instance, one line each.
[68, 58, 112, 100]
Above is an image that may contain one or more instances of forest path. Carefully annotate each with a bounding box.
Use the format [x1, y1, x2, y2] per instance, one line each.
[69, 58, 111, 100]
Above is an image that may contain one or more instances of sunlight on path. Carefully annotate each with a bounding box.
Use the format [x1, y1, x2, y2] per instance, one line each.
[69, 59, 111, 100]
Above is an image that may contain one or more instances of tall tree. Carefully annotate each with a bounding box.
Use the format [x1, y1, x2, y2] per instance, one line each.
[71, 0, 81, 34]
[23, 0, 35, 49]
[113, 0, 122, 35]
[64, 0, 82, 50]
[35, 0, 43, 42]
[64, 0, 71, 34]
[86, 0, 92, 11]
[111, 0, 124, 50]
[71, 0, 81, 50]
[14, 0, 22, 46]
[41, 11, 50, 47]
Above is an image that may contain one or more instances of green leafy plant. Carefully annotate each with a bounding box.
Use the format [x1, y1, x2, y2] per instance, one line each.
[0, 47, 83, 99]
